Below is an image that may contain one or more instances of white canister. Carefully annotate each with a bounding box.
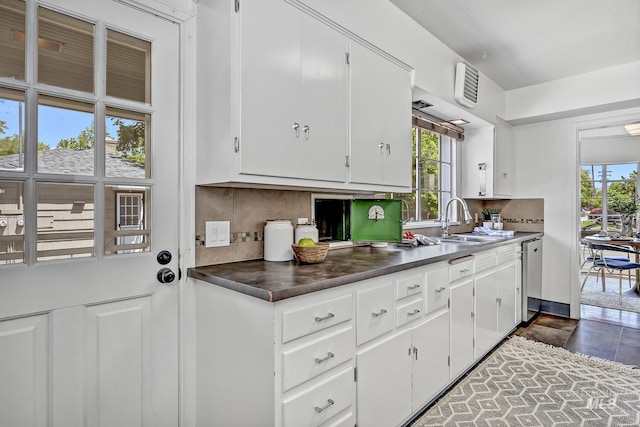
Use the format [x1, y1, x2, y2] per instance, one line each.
[264, 219, 293, 261]
[295, 223, 319, 243]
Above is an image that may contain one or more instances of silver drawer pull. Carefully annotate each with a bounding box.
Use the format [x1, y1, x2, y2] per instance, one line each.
[496, 297, 502, 306]
[315, 398, 335, 413]
[314, 352, 335, 364]
[315, 312, 335, 322]
[371, 308, 387, 317]
[407, 284, 421, 290]
[407, 309, 420, 316]
[434, 287, 446, 293]
[460, 268, 470, 273]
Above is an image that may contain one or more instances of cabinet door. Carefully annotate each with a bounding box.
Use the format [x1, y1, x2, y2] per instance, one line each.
[493, 122, 513, 197]
[496, 262, 517, 337]
[356, 332, 412, 427]
[299, 14, 349, 182]
[474, 271, 498, 358]
[449, 279, 474, 377]
[239, 0, 301, 178]
[411, 311, 450, 411]
[460, 126, 495, 198]
[350, 43, 411, 188]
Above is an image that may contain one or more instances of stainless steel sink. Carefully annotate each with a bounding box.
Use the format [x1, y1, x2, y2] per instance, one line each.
[439, 233, 507, 244]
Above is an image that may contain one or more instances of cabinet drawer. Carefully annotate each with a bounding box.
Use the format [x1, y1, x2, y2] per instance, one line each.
[282, 367, 355, 427]
[395, 274, 424, 300]
[282, 294, 353, 344]
[282, 326, 354, 391]
[449, 258, 474, 282]
[356, 282, 394, 345]
[497, 245, 516, 264]
[474, 252, 497, 274]
[396, 298, 423, 327]
[426, 266, 449, 314]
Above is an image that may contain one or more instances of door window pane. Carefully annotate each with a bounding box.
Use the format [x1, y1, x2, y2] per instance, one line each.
[105, 185, 149, 255]
[107, 29, 151, 103]
[38, 7, 94, 93]
[0, 88, 26, 171]
[0, 0, 26, 80]
[0, 180, 24, 264]
[38, 95, 95, 175]
[37, 182, 94, 261]
[105, 107, 149, 178]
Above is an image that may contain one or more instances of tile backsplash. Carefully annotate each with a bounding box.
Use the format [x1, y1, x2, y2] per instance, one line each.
[195, 186, 313, 266]
[195, 185, 545, 266]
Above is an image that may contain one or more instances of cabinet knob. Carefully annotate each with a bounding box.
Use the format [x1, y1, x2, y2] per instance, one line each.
[303, 124, 310, 139]
[435, 286, 447, 293]
[292, 122, 300, 137]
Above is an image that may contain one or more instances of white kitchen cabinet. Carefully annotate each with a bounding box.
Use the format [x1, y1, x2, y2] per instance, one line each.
[449, 278, 475, 378]
[411, 310, 450, 411]
[475, 250, 517, 358]
[192, 242, 522, 426]
[193, 282, 356, 427]
[239, 0, 348, 182]
[356, 310, 450, 427]
[356, 331, 413, 427]
[349, 42, 413, 190]
[461, 121, 513, 199]
[356, 281, 395, 345]
[196, 0, 413, 192]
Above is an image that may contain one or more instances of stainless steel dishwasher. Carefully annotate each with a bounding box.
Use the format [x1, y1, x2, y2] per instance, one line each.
[522, 238, 543, 322]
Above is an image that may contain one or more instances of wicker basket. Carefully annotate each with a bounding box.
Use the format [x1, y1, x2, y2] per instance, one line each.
[291, 242, 330, 264]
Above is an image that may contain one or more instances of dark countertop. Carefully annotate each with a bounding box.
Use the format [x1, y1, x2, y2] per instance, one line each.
[188, 232, 543, 302]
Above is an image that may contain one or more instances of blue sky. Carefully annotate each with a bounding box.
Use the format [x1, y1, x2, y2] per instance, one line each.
[0, 99, 118, 148]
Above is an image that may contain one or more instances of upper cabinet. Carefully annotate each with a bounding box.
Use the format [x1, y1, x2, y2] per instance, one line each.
[460, 121, 513, 199]
[196, 0, 413, 192]
[349, 43, 412, 189]
[238, 1, 349, 182]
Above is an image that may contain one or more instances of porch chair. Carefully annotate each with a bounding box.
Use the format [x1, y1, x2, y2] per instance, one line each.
[580, 239, 629, 283]
[582, 242, 640, 304]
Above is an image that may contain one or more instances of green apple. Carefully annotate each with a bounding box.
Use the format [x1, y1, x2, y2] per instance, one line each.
[297, 237, 316, 247]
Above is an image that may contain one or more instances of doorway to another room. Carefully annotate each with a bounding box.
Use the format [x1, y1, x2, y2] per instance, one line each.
[579, 121, 640, 317]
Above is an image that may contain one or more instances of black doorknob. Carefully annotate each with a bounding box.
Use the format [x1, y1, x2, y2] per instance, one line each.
[157, 250, 172, 265]
[157, 268, 175, 284]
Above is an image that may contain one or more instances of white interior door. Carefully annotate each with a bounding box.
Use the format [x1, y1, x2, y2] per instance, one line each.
[0, 1, 180, 426]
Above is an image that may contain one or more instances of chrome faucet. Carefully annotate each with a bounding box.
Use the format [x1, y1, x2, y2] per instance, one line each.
[441, 197, 473, 237]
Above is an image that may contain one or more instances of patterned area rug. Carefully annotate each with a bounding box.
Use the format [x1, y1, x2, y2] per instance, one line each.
[411, 336, 640, 427]
[581, 274, 640, 314]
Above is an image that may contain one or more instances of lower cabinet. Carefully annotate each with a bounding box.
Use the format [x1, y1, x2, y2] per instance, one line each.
[449, 279, 475, 378]
[356, 310, 450, 427]
[356, 331, 412, 427]
[476, 259, 517, 358]
[192, 243, 521, 427]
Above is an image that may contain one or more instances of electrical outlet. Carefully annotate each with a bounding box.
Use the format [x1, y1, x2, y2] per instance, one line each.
[205, 221, 230, 247]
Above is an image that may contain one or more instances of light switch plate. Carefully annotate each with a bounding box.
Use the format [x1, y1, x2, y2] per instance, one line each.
[205, 221, 230, 247]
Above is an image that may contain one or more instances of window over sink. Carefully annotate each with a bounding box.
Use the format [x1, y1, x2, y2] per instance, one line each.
[387, 121, 458, 226]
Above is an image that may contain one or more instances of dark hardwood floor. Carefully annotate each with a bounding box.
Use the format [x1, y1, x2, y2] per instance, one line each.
[515, 306, 640, 367]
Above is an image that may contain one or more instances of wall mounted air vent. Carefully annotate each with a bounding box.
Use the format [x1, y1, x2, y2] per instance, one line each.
[454, 62, 479, 108]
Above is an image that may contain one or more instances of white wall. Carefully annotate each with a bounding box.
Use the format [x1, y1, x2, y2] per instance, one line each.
[513, 107, 640, 318]
[505, 62, 640, 125]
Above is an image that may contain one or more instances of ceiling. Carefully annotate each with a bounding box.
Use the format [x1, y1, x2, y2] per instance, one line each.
[389, 0, 640, 91]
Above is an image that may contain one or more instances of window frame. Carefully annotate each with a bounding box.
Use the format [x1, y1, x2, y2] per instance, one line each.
[392, 125, 458, 229]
